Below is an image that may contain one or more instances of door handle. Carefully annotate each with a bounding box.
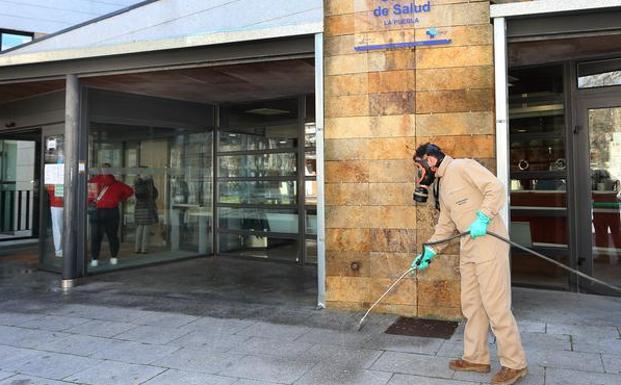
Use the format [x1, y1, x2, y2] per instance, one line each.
[573, 125, 581, 134]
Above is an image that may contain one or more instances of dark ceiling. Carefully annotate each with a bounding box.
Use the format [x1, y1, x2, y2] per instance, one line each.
[0, 58, 315, 105]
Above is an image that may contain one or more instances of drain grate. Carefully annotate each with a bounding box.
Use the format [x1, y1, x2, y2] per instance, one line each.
[385, 317, 458, 339]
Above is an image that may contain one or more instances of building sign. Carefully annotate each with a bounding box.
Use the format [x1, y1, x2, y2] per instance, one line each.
[355, 0, 452, 52]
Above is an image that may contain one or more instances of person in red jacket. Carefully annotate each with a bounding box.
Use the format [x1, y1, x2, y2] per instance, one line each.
[88, 163, 133, 267]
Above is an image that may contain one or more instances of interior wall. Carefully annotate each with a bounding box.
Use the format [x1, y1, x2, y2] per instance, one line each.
[323, 0, 495, 320]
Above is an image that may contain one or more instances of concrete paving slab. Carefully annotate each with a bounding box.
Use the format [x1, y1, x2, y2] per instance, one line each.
[0, 326, 69, 349]
[0, 345, 41, 368]
[180, 317, 255, 334]
[221, 355, 315, 384]
[520, 332, 571, 353]
[19, 315, 91, 332]
[168, 330, 250, 352]
[143, 369, 237, 385]
[546, 323, 620, 339]
[0, 374, 73, 385]
[370, 351, 455, 379]
[527, 349, 604, 372]
[362, 334, 444, 355]
[90, 340, 181, 364]
[571, 336, 621, 355]
[65, 359, 166, 385]
[49, 304, 147, 323]
[233, 380, 282, 385]
[388, 373, 478, 385]
[62, 319, 137, 338]
[236, 321, 311, 341]
[298, 344, 383, 369]
[295, 328, 374, 348]
[151, 347, 244, 373]
[293, 363, 392, 385]
[0, 371, 15, 382]
[34, 333, 120, 356]
[516, 320, 546, 334]
[601, 354, 621, 374]
[0, 312, 44, 327]
[133, 311, 200, 329]
[6, 351, 98, 380]
[114, 325, 192, 344]
[546, 367, 621, 385]
[229, 336, 314, 358]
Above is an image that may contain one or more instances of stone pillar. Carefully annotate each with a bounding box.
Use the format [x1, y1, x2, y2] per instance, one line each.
[323, 0, 494, 320]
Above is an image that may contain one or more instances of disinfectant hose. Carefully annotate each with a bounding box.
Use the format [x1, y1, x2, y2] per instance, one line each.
[357, 231, 621, 331]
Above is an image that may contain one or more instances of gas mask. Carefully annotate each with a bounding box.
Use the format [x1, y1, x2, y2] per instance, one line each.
[413, 157, 436, 204]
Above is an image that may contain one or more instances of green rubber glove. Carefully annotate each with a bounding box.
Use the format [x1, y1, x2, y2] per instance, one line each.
[411, 246, 437, 271]
[468, 211, 490, 239]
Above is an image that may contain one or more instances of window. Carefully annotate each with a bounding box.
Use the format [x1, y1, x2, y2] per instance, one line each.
[0, 29, 33, 51]
[578, 58, 621, 89]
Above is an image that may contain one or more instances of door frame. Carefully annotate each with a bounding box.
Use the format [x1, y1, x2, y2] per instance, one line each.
[575, 87, 621, 295]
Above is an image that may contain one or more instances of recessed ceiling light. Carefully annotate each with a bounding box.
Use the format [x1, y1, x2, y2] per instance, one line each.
[245, 108, 290, 116]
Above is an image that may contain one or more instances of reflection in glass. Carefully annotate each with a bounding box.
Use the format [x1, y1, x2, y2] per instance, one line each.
[218, 181, 296, 205]
[218, 207, 298, 233]
[578, 58, 621, 89]
[41, 135, 64, 268]
[1, 32, 32, 51]
[508, 64, 570, 289]
[218, 153, 296, 178]
[219, 233, 299, 261]
[588, 107, 621, 289]
[218, 128, 297, 152]
[87, 122, 213, 272]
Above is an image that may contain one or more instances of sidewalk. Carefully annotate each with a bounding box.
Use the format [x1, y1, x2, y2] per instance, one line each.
[0, 258, 619, 385]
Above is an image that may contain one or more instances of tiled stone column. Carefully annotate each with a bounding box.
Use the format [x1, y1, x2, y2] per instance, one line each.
[324, 0, 494, 320]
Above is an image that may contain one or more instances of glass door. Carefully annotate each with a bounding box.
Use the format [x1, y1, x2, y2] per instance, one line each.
[576, 98, 621, 295]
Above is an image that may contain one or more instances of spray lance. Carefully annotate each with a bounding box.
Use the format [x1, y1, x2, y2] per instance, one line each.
[357, 231, 621, 331]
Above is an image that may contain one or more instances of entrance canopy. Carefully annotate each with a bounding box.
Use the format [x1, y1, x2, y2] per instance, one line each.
[0, 0, 323, 67]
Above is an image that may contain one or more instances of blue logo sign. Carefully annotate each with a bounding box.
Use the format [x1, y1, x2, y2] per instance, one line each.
[354, 1, 452, 52]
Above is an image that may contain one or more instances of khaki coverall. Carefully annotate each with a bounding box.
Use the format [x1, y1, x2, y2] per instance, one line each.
[428, 156, 527, 370]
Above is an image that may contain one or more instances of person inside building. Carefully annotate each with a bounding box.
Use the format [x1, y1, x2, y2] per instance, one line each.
[46, 184, 63, 257]
[411, 143, 528, 385]
[88, 163, 133, 267]
[133, 167, 158, 254]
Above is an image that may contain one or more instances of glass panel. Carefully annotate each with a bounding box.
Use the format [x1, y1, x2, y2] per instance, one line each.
[306, 209, 317, 235]
[219, 233, 299, 261]
[588, 107, 621, 289]
[218, 153, 296, 178]
[508, 64, 570, 289]
[87, 122, 213, 272]
[39, 135, 64, 268]
[305, 123, 316, 148]
[305, 150, 317, 176]
[218, 181, 296, 205]
[1, 32, 32, 51]
[306, 238, 317, 264]
[218, 129, 297, 152]
[578, 58, 621, 89]
[218, 207, 298, 233]
[305, 180, 317, 205]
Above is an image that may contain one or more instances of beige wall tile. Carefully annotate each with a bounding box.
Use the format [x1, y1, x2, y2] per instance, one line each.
[326, 160, 370, 182]
[326, 228, 373, 252]
[368, 183, 413, 206]
[370, 229, 417, 253]
[325, 116, 372, 139]
[416, 89, 494, 114]
[325, 183, 370, 206]
[325, 138, 370, 160]
[326, 95, 370, 118]
[416, 66, 493, 91]
[368, 70, 416, 94]
[367, 137, 417, 160]
[326, 54, 368, 76]
[416, 112, 494, 136]
[325, 74, 369, 97]
[416, 46, 493, 69]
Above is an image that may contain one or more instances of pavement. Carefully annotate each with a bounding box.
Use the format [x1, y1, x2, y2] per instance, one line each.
[0, 255, 620, 385]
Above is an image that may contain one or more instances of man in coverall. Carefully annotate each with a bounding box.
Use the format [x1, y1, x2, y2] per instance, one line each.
[411, 143, 527, 385]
